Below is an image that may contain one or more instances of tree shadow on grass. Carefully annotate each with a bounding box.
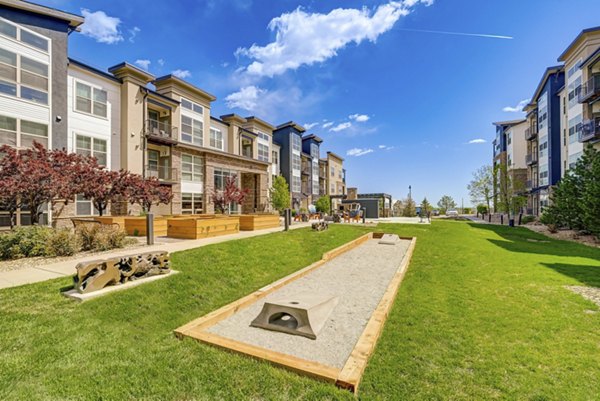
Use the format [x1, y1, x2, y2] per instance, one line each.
[541, 263, 600, 288]
[468, 222, 600, 259]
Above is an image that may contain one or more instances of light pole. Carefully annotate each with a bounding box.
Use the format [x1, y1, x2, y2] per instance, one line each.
[408, 185, 412, 201]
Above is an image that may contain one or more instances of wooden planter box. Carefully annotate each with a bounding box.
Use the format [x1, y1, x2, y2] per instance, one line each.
[124, 217, 168, 237]
[93, 216, 126, 229]
[239, 214, 280, 231]
[167, 216, 240, 239]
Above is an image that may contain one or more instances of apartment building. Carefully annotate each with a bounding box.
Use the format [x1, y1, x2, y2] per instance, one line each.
[492, 119, 528, 211]
[105, 63, 275, 216]
[558, 26, 600, 151]
[523, 66, 565, 215]
[0, 1, 83, 226]
[325, 152, 346, 211]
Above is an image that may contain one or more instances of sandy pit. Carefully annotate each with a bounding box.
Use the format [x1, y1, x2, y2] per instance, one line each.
[207, 238, 411, 369]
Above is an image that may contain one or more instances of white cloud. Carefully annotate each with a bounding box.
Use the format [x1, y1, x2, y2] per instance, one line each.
[304, 122, 319, 130]
[347, 147, 374, 157]
[172, 69, 191, 79]
[128, 26, 140, 43]
[503, 98, 530, 113]
[330, 122, 352, 132]
[225, 85, 265, 110]
[235, 1, 433, 77]
[225, 85, 317, 121]
[350, 114, 370, 122]
[378, 144, 394, 150]
[80, 9, 123, 44]
[157, 59, 165, 67]
[322, 122, 334, 128]
[134, 59, 151, 70]
[468, 139, 487, 144]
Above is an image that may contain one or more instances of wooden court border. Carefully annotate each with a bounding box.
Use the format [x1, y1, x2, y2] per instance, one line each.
[174, 232, 417, 395]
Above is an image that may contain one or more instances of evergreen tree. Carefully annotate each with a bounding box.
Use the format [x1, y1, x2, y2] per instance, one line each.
[269, 175, 291, 212]
[581, 146, 600, 237]
[402, 197, 417, 217]
[421, 197, 431, 215]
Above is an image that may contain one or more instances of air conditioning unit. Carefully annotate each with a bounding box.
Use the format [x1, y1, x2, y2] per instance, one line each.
[159, 148, 170, 157]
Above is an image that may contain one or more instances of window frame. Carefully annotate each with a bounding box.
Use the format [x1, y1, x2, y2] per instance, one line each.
[74, 80, 108, 119]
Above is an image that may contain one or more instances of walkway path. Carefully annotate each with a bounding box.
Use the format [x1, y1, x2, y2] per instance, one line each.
[0, 222, 312, 290]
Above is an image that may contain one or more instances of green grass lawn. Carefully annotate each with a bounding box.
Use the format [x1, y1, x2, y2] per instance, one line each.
[1, 221, 599, 400]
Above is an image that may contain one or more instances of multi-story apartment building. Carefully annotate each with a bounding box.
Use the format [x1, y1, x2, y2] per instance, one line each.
[272, 122, 305, 209]
[0, 1, 83, 226]
[522, 66, 565, 215]
[558, 26, 600, 151]
[325, 152, 346, 211]
[302, 134, 322, 206]
[107, 63, 275, 216]
[492, 119, 528, 211]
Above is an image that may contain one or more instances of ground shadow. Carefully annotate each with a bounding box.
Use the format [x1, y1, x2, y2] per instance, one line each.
[468, 222, 600, 259]
[541, 262, 600, 288]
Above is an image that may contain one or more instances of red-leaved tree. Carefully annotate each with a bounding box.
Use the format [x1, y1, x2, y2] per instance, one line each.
[128, 175, 173, 213]
[81, 169, 132, 216]
[48, 147, 102, 225]
[0, 145, 26, 228]
[211, 175, 249, 214]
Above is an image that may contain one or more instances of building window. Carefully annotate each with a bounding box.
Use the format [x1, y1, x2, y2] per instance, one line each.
[182, 193, 203, 214]
[0, 114, 48, 148]
[330, 166, 335, 177]
[20, 119, 48, 148]
[0, 114, 16, 146]
[181, 115, 203, 145]
[0, 48, 48, 105]
[181, 98, 204, 115]
[209, 128, 224, 150]
[0, 18, 49, 52]
[567, 77, 582, 109]
[0, 19, 17, 39]
[242, 137, 253, 158]
[75, 82, 107, 118]
[292, 134, 301, 152]
[75, 134, 107, 166]
[330, 184, 335, 194]
[258, 143, 269, 162]
[568, 114, 583, 144]
[291, 175, 301, 193]
[213, 169, 239, 213]
[181, 154, 204, 182]
[76, 194, 98, 216]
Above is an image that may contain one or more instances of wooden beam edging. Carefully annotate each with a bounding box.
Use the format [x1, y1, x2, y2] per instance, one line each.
[335, 236, 417, 394]
[174, 232, 372, 337]
[184, 330, 341, 383]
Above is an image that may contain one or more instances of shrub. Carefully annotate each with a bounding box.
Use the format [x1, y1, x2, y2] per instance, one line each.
[0, 226, 52, 260]
[521, 215, 536, 225]
[45, 229, 81, 257]
[77, 224, 129, 252]
[540, 212, 559, 233]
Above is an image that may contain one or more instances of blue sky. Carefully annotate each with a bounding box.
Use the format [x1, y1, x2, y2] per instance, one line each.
[40, 0, 600, 206]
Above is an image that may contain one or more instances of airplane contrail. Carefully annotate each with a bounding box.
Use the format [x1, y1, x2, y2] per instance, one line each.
[398, 28, 513, 40]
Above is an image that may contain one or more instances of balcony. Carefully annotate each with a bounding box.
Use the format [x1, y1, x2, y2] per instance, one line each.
[579, 117, 600, 142]
[525, 125, 538, 141]
[145, 119, 178, 145]
[526, 152, 538, 166]
[578, 75, 600, 103]
[301, 165, 310, 176]
[145, 165, 178, 183]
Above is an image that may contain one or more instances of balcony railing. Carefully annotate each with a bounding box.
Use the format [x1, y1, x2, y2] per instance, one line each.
[579, 117, 600, 143]
[145, 119, 178, 144]
[578, 75, 600, 103]
[525, 125, 538, 140]
[526, 152, 538, 165]
[145, 165, 178, 182]
[301, 166, 310, 175]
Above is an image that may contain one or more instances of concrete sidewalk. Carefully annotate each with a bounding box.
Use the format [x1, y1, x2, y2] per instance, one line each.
[0, 222, 312, 290]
